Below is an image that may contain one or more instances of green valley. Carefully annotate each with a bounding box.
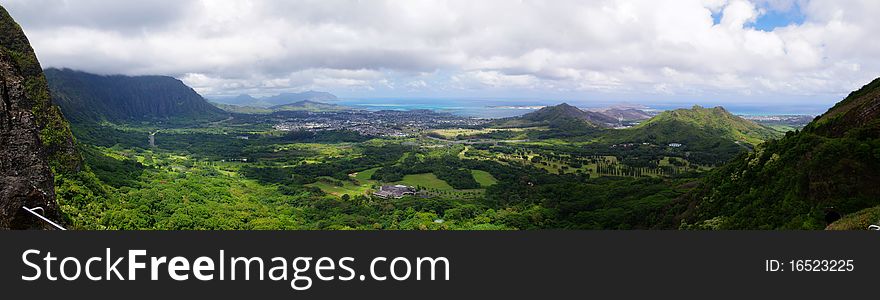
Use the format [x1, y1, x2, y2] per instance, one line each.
[43, 72, 795, 230]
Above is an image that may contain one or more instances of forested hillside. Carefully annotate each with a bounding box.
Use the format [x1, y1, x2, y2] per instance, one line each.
[633, 106, 779, 146]
[46, 68, 227, 124]
[606, 105, 781, 165]
[677, 78, 880, 229]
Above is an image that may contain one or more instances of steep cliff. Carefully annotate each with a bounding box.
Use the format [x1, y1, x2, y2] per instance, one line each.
[46, 68, 228, 124]
[1, 5, 80, 229]
[0, 41, 58, 229]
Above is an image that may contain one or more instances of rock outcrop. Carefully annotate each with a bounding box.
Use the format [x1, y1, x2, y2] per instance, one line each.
[1, 5, 76, 229]
[0, 48, 58, 229]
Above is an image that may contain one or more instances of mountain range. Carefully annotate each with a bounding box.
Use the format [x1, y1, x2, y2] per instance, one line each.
[212, 91, 338, 108]
[45, 68, 227, 124]
[213, 99, 350, 114]
[506, 102, 779, 146]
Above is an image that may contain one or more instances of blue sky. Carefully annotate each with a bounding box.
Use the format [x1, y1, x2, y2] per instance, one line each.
[714, 1, 806, 31]
[753, 8, 805, 31]
[3, 0, 879, 113]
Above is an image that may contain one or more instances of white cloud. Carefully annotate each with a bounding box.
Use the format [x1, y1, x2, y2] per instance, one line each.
[2, 0, 879, 105]
[721, 0, 759, 29]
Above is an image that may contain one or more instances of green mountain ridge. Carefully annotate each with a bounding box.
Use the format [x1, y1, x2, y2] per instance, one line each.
[519, 103, 617, 127]
[601, 105, 782, 165]
[45, 68, 228, 124]
[676, 78, 880, 229]
[635, 105, 780, 146]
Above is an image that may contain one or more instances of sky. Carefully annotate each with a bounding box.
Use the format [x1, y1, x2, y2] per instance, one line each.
[2, 0, 880, 112]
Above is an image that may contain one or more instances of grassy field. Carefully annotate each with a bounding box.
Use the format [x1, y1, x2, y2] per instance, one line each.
[394, 173, 487, 200]
[307, 177, 374, 197]
[471, 170, 498, 187]
[395, 173, 454, 190]
[313, 169, 492, 199]
[352, 167, 379, 181]
[308, 167, 382, 197]
[768, 125, 798, 133]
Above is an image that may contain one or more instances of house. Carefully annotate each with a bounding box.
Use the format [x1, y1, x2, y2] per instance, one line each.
[668, 143, 683, 148]
[373, 185, 417, 199]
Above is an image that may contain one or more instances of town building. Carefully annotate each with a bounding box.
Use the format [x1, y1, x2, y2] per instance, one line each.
[373, 185, 417, 199]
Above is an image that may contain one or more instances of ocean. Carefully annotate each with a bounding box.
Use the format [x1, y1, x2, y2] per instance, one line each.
[336, 98, 828, 118]
[336, 98, 548, 118]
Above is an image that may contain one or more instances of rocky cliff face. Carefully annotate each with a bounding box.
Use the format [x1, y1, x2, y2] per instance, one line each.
[0, 6, 81, 174]
[1, 5, 77, 229]
[0, 50, 58, 229]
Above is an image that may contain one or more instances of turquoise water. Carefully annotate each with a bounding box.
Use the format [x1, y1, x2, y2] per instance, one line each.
[336, 98, 825, 118]
[336, 98, 547, 118]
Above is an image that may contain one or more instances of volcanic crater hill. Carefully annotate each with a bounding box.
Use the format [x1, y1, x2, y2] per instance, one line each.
[496, 103, 618, 128]
[521, 103, 618, 127]
[45, 68, 229, 124]
[0, 5, 81, 229]
[674, 77, 880, 230]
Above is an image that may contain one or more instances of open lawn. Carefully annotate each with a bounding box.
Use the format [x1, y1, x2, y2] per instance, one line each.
[307, 177, 374, 197]
[471, 170, 498, 187]
[352, 167, 379, 181]
[395, 173, 454, 190]
[394, 173, 486, 200]
[309, 167, 384, 197]
[768, 125, 798, 133]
